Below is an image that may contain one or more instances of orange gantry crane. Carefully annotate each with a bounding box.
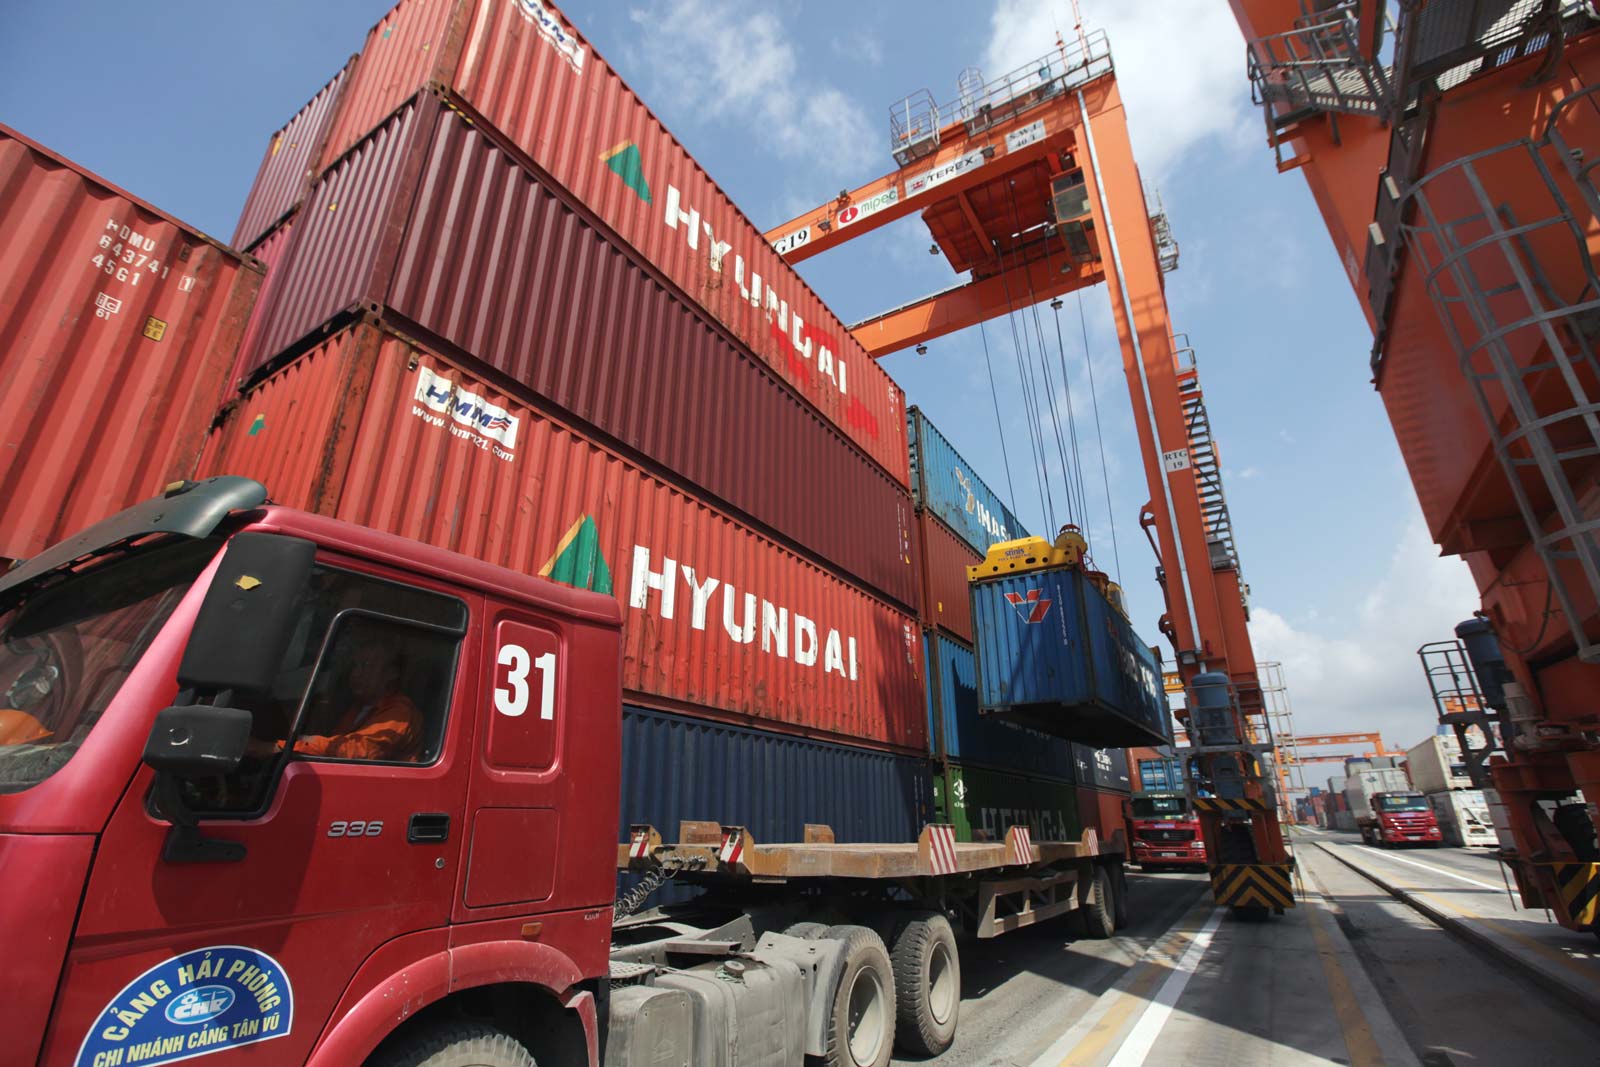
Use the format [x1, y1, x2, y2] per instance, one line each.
[1231, 0, 1600, 933]
[768, 30, 1292, 914]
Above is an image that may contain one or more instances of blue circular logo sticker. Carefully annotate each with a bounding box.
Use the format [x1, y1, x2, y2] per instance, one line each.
[76, 946, 293, 1066]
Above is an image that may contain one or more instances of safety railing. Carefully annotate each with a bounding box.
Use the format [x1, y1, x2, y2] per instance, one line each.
[1401, 86, 1600, 662]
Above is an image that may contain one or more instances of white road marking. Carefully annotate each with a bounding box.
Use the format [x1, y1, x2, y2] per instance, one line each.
[1102, 905, 1227, 1067]
[1352, 845, 1502, 891]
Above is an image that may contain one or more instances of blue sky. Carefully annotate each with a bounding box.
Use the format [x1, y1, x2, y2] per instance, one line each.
[1, 0, 1477, 774]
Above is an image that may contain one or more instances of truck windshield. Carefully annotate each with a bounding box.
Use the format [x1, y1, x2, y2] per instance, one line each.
[1131, 795, 1188, 818]
[1377, 795, 1429, 812]
[0, 537, 216, 793]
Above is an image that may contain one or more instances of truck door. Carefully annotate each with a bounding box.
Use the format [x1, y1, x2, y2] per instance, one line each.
[452, 597, 621, 929]
[44, 558, 480, 1067]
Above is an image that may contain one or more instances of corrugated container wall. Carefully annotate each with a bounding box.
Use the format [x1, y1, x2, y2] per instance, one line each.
[621, 706, 931, 845]
[1405, 735, 1470, 794]
[908, 407, 1030, 554]
[971, 565, 1170, 747]
[0, 126, 262, 563]
[1076, 787, 1130, 845]
[229, 219, 294, 394]
[230, 58, 356, 252]
[934, 765, 1081, 843]
[1073, 744, 1133, 792]
[245, 96, 917, 608]
[924, 634, 1076, 781]
[917, 511, 982, 642]
[201, 323, 927, 751]
[309, 0, 910, 483]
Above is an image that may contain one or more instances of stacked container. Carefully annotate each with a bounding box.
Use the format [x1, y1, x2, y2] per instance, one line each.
[0, 125, 264, 565]
[907, 408, 1092, 840]
[1407, 734, 1492, 846]
[209, 0, 927, 851]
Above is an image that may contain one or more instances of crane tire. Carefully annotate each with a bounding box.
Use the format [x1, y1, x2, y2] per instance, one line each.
[887, 912, 960, 1057]
[1081, 867, 1116, 940]
[820, 925, 896, 1067]
[369, 1021, 537, 1067]
[783, 921, 831, 940]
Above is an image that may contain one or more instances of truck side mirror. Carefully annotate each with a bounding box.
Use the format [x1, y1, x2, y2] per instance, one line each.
[177, 532, 316, 694]
[143, 704, 253, 778]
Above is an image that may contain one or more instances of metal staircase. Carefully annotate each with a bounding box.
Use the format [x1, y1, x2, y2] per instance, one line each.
[1174, 341, 1241, 578]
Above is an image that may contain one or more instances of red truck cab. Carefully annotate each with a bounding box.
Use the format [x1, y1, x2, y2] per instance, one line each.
[1359, 792, 1444, 848]
[0, 478, 622, 1067]
[1126, 792, 1206, 869]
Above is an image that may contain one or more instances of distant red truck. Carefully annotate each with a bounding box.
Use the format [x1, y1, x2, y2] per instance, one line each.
[1358, 791, 1444, 848]
[1126, 792, 1206, 869]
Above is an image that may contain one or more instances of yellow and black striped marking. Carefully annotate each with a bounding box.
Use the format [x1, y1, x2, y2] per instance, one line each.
[1209, 863, 1295, 909]
[1193, 796, 1271, 812]
[1549, 862, 1600, 926]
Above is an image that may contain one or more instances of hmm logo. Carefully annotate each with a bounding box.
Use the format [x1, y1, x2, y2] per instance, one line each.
[165, 985, 235, 1025]
[414, 366, 520, 450]
[1004, 589, 1052, 624]
[514, 0, 586, 72]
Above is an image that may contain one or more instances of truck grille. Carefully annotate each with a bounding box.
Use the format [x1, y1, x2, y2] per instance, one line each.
[1141, 829, 1196, 843]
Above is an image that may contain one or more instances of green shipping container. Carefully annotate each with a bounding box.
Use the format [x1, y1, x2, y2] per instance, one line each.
[934, 763, 1082, 843]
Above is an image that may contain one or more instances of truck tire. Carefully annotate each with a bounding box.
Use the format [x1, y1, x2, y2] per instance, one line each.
[821, 925, 896, 1067]
[369, 1022, 537, 1067]
[887, 913, 959, 1057]
[1111, 864, 1130, 930]
[1081, 867, 1116, 940]
[784, 921, 830, 940]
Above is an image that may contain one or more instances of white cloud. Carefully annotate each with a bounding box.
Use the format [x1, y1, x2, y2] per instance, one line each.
[982, 0, 1254, 180]
[625, 1, 877, 173]
[1248, 518, 1480, 768]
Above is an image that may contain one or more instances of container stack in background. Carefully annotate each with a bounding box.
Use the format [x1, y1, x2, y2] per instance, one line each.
[0, 125, 264, 567]
[200, 0, 931, 848]
[1406, 732, 1496, 847]
[909, 408, 1124, 841]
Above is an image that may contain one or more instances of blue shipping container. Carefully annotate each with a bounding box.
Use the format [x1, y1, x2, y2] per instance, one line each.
[908, 406, 1030, 555]
[971, 565, 1171, 747]
[620, 706, 933, 845]
[924, 633, 1076, 781]
[1137, 757, 1182, 792]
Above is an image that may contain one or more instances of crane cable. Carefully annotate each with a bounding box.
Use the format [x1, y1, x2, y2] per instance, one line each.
[1067, 292, 1124, 586]
[976, 318, 1021, 518]
[1008, 177, 1091, 532]
[995, 225, 1056, 531]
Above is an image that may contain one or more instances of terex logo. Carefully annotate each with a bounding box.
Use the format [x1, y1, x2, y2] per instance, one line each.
[1005, 589, 1052, 624]
[165, 985, 234, 1025]
[662, 184, 849, 398]
[628, 545, 860, 681]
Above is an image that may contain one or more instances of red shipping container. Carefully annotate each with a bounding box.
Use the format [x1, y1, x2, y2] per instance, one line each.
[916, 509, 983, 642]
[1077, 786, 1132, 850]
[245, 93, 918, 608]
[229, 217, 295, 393]
[311, 0, 908, 484]
[201, 320, 927, 752]
[0, 125, 263, 563]
[231, 56, 356, 252]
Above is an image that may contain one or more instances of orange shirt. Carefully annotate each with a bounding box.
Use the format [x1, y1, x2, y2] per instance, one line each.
[293, 692, 422, 761]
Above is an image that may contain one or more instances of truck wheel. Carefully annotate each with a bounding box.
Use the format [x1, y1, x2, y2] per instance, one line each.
[1081, 867, 1116, 940]
[821, 925, 896, 1067]
[1111, 865, 1130, 930]
[783, 921, 830, 940]
[369, 1022, 536, 1067]
[888, 913, 959, 1056]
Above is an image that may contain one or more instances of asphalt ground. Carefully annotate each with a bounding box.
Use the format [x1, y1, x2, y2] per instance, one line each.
[898, 834, 1600, 1066]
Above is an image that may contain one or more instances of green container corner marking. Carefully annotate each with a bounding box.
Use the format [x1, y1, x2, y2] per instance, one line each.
[248, 413, 266, 436]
